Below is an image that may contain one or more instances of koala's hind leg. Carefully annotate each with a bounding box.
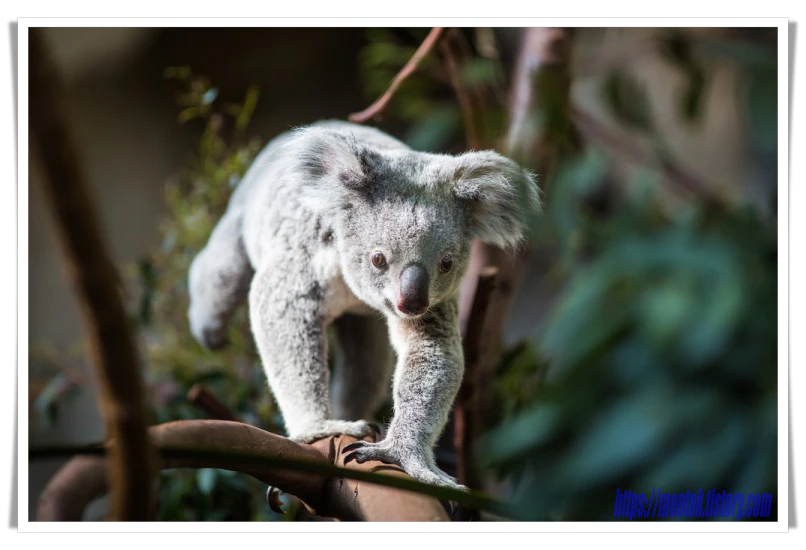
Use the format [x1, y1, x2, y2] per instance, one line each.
[249, 266, 377, 443]
[188, 208, 254, 349]
[330, 314, 394, 422]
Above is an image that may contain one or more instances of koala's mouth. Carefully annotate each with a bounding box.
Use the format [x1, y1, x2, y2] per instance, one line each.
[395, 309, 427, 321]
[383, 298, 428, 320]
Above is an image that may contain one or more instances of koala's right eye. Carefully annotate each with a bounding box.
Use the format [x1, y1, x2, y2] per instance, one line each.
[371, 252, 388, 270]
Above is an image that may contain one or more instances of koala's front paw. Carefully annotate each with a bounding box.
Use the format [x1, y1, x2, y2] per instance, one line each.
[341, 439, 467, 490]
[290, 419, 380, 444]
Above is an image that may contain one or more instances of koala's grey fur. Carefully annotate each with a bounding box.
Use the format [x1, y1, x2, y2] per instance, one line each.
[188, 121, 538, 488]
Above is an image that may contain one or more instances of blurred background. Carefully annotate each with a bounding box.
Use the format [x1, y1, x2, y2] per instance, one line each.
[28, 27, 778, 521]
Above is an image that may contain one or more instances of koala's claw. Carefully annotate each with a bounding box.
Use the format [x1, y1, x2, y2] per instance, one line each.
[340, 440, 467, 490]
[342, 440, 391, 465]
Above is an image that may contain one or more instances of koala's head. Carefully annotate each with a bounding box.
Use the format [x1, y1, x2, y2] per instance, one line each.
[294, 128, 540, 320]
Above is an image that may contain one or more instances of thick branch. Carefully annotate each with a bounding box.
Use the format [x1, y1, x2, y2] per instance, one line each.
[28, 28, 156, 520]
[505, 27, 571, 166]
[37, 420, 451, 522]
[458, 27, 573, 434]
[455, 267, 498, 489]
[348, 27, 445, 124]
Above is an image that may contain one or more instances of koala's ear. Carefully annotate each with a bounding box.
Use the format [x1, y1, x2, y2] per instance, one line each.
[294, 128, 368, 191]
[451, 151, 541, 249]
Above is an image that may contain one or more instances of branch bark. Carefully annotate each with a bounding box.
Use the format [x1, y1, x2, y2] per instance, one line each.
[37, 420, 450, 522]
[28, 28, 156, 521]
[454, 267, 498, 489]
[458, 29, 573, 425]
[187, 383, 238, 421]
[439, 31, 483, 150]
[348, 27, 445, 124]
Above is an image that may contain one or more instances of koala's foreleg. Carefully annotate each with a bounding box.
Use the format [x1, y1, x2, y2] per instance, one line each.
[249, 266, 378, 443]
[342, 300, 465, 489]
[188, 209, 254, 349]
[331, 314, 395, 422]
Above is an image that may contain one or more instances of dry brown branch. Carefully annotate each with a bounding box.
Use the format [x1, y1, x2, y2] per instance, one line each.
[37, 420, 450, 522]
[187, 383, 238, 421]
[454, 267, 498, 489]
[348, 27, 445, 124]
[439, 29, 507, 152]
[505, 28, 571, 163]
[459, 27, 573, 427]
[440, 32, 482, 150]
[28, 28, 156, 521]
[37, 456, 108, 522]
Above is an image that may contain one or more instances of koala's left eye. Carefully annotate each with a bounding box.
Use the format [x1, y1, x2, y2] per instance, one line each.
[371, 251, 388, 270]
[440, 254, 453, 274]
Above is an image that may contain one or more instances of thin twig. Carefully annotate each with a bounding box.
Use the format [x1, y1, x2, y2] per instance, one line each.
[29, 28, 156, 521]
[440, 31, 482, 150]
[451, 28, 505, 144]
[187, 383, 238, 421]
[348, 27, 446, 124]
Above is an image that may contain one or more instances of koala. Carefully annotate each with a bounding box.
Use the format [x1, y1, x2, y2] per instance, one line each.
[188, 120, 538, 489]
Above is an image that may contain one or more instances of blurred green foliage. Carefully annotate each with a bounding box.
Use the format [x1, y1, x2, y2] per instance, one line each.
[484, 164, 777, 520]
[130, 68, 284, 521]
[480, 30, 778, 521]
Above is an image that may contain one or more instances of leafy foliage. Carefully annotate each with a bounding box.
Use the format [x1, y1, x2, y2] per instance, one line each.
[480, 30, 778, 521]
[484, 164, 777, 520]
[130, 68, 283, 521]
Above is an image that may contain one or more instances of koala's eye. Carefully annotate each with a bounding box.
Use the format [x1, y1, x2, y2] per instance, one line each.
[371, 251, 388, 269]
[440, 254, 453, 274]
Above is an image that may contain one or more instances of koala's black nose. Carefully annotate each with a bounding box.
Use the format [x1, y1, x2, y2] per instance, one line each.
[398, 264, 429, 315]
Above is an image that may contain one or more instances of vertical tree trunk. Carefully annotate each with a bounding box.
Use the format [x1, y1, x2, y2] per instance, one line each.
[459, 26, 573, 441]
[28, 28, 156, 521]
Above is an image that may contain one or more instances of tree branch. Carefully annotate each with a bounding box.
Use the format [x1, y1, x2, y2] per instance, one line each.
[458, 27, 573, 439]
[348, 27, 445, 124]
[454, 267, 498, 489]
[36, 420, 463, 522]
[439, 31, 482, 150]
[28, 28, 156, 521]
[187, 383, 238, 421]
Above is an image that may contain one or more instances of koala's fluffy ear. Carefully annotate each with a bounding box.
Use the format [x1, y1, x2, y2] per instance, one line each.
[451, 151, 541, 249]
[293, 127, 368, 191]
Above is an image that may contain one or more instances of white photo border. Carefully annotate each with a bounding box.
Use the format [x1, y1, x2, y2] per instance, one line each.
[16, 16, 790, 533]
